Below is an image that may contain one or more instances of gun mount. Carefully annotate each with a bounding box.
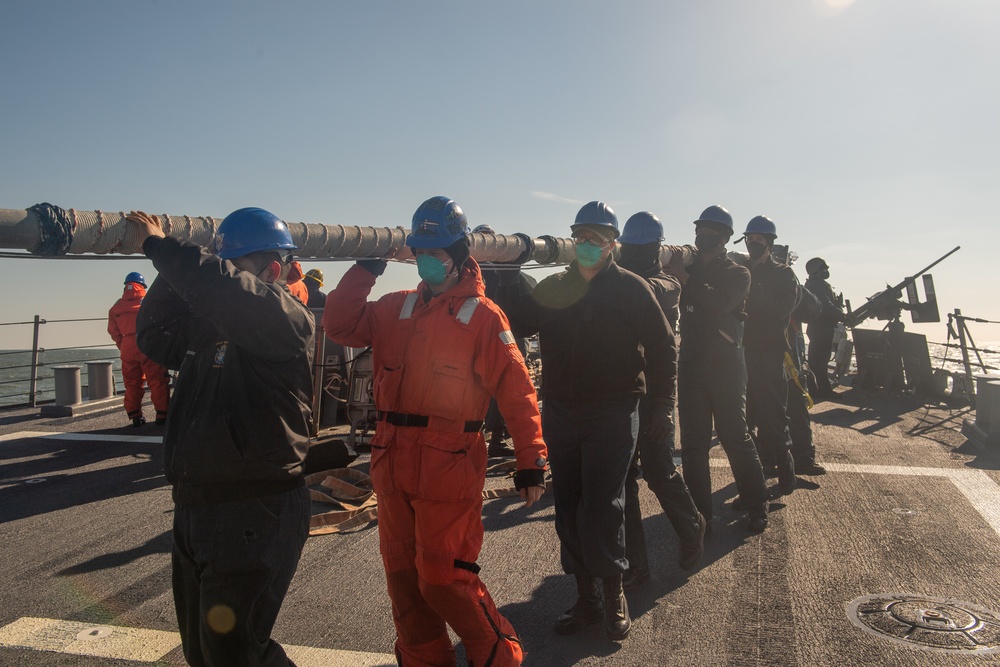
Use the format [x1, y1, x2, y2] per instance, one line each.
[845, 246, 960, 393]
[845, 246, 959, 328]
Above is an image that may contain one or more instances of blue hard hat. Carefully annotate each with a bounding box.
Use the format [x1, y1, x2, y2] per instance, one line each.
[406, 196, 469, 249]
[744, 215, 777, 238]
[124, 271, 146, 287]
[693, 205, 734, 233]
[571, 201, 620, 238]
[214, 207, 297, 260]
[619, 212, 664, 245]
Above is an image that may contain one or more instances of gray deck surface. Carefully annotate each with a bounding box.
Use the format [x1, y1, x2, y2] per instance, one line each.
[1, 387, 998, 666]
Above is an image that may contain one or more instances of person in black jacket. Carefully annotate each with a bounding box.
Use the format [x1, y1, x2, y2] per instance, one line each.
[667, 205, 769, 534]
[616, 212, 705, 589]
[738, 216, 798, 497]
[496, 201, 676, 642]
[128, 208, 315, 667]
[473, 223, 537, 457]
[804, 257, 845, 398]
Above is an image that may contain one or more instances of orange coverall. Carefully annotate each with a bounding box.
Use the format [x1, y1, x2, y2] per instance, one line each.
[108, 283, 170, 421]
[324, 258, 547, 667]
[286, 261, 310, 304]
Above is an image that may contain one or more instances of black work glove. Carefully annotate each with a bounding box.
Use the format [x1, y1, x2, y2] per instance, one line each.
[645, 400, 675, 443]
[356, 258, 387, 276]
[512, 233, 535, 265]
[513, 468, 545, 490]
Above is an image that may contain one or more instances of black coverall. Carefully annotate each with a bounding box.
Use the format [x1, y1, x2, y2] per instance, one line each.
[678, 254, 768, 522]
[617, 261, 701, 574]
[741, 255, 798, 490]
[804, 276, 844, 396]
[137, 237, 315, 667]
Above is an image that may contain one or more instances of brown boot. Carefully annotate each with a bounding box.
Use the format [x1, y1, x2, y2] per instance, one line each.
[554, 575, 603, 635]
[602, 575, 631, 641]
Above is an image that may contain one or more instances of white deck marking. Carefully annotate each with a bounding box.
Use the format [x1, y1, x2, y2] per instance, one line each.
[709, 458, 1000, 537]
[0, 617, 397, 666]
[0, 431, 162, 444]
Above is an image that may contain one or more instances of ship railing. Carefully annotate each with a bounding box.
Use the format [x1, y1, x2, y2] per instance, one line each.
[0, 315, 121, 408]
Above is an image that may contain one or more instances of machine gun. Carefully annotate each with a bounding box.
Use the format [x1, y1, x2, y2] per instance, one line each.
[845, 246, 960, 393]
[845, 246, 960, 328]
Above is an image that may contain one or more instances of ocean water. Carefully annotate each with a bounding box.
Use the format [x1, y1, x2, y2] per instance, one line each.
[0, 348, 121, 407]
[926, 341, 1000, 376]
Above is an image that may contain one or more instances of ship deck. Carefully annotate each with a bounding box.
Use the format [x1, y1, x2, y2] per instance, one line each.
[1, 388, 999, 666]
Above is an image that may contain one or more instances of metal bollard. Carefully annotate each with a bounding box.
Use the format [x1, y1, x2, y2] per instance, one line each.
[86, 361, 115, 400]
[52, 366, 82, 406]
[982, 379, 1000, 438]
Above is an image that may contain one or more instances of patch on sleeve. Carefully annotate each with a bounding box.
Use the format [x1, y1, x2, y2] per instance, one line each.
[499, 330, 516, 345]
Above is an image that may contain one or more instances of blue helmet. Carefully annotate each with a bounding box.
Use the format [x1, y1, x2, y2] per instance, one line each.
[620, 212, 664, 245]
[124, 271, 146, 286]
[214, 207, 296, 260]
[744, 215, 777, 238]
[571, 201, 620, 238]
[406, 196, 469, 249]
[693, 205, 734, 234]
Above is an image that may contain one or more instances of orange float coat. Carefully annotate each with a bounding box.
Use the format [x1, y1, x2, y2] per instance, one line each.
[286, 261, 310, 305]
[108, 283, 170, 419]
[324, 258, 546, 667]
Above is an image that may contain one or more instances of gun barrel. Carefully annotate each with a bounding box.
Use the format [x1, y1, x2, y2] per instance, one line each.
[846, 246, 960, 328]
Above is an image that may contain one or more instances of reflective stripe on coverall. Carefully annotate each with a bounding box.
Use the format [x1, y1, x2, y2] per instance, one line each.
[323, 258, 546, 667]
[107, 283, 170, 418]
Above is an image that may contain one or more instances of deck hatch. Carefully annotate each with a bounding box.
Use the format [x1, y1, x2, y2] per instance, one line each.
[847, 594, 1000, 654]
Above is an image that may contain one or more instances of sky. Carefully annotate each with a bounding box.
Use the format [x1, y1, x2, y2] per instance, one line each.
[1, 0, 998, 354]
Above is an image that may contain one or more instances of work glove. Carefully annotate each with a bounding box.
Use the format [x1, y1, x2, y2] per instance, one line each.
[356, 258, 387, 276]
[645, 399, 675, 443]
[513, 468, 545, 490]
[512, 233, 535, 265]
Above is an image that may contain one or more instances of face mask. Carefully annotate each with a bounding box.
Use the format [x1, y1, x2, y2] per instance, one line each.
[820, 270, 830, 280]
[695, 233, 723, 253]
[575, 241, 605, 268]
[746, 241, 768, 260]
[416, 254, 452, 285]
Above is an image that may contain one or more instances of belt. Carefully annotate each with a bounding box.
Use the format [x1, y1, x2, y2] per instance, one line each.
[377, 410, 484, 434]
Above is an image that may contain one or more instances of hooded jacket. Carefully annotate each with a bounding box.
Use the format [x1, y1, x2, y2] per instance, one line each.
[108, 282, 147, 357]
[136, 237, 315, 506]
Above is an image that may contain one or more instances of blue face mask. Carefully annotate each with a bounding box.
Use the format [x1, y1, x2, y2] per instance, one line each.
[416, 254, 452, 285]
[575, 241, 605, 268]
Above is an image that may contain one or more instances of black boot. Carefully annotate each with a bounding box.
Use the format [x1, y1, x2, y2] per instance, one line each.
[621, 564, 650, 590]
[131, 415, 146, 428]
[602, 575, 631, 641]
[748, 501, 769, 533]
[554, 575, 603, 635]
[678, 512, 707, 571]
[487, 430, 515, 457]
[777, 449, 796, 496]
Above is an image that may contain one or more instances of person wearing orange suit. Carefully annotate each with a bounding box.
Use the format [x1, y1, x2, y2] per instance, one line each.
[324, 196, 547, 667]
[285, 260, 310, 304]
[107, 272, 170, 426]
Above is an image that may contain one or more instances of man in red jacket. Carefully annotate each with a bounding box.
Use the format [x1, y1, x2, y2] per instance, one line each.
[324, 196, 547, 667]
[107, 272, 170, 426]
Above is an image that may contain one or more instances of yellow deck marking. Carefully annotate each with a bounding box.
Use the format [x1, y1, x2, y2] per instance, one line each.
[0, 431, 162, 444]
[708, 458, 1000, 536]
[0, 617, 397, 666]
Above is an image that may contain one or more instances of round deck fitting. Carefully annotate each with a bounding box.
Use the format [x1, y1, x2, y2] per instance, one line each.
[848, 594, 1000, 654]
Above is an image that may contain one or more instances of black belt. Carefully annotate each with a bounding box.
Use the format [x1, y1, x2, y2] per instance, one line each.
[377, 410, 484, 433]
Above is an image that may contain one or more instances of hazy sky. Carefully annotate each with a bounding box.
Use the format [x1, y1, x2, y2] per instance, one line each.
[1, 0, 997, 353]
